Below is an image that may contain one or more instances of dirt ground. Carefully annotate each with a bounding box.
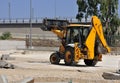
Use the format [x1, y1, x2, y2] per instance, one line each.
[0, 50, 120, 83]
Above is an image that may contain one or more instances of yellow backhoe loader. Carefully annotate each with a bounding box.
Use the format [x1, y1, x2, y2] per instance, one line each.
[43, 16, 110, 66]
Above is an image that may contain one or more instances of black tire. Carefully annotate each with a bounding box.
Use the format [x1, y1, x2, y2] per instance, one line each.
[64, 47, 74, 65]
[84, 41, 100, 66]
[50, 53, 60, 64]
[84, 57, 98, 66]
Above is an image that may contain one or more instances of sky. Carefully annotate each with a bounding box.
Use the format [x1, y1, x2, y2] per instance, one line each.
[0, 0, 77, 19]
[0, 0, 120, 19]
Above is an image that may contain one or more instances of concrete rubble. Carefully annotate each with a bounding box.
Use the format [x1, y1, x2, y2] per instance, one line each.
[102, 72, 120, 80]
[0, 54, 15, 69]
[1, 54, 15, 60]
[0, 60, 15, 69]
[0, 75, 8, 83]
[0, 75, 34, 83]
[18, 77, 34, 83]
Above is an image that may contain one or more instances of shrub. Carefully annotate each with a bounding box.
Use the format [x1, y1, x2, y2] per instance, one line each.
[0, 32, 12, 40]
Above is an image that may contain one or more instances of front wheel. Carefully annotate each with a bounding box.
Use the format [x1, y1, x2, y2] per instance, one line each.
[50, 53, 60, 64]
[64, 47, 74, 65]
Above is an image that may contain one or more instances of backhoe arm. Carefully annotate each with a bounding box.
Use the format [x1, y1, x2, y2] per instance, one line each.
[85, 16, 110, 59]
[92, 16, 110, 53]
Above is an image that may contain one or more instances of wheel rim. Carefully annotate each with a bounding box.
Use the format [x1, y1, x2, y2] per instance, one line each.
[51, 56, 56, 62]
[65, 51, 72, 63]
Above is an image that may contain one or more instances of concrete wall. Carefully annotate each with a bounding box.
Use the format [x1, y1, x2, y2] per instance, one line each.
[0, 27, 58, 40]
[0, 40, 25, 50]
[0, 23, 58, 40]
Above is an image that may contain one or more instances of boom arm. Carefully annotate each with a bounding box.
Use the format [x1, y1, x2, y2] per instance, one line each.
[85, 16, 110, 59]
[51, 29, 65, 39]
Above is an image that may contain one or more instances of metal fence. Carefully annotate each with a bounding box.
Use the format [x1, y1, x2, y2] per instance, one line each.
[106, 35, 120, 47]
[0, 18, 43, 24]
[0, 18, 81, 24]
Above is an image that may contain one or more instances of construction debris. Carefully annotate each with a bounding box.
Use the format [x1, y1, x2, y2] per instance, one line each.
[1, 54, 15, 60]
[18, 77, 34, 83]
[0, 75, 8, 83]
[102, 72, 120, 80]
[0, 75, 34, 83]
[0, 60, 15, 69]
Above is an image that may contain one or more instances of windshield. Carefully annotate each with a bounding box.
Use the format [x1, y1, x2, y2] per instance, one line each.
[66, 26, 90, 44]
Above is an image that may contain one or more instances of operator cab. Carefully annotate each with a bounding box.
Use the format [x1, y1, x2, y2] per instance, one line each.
[66, 24, 91, 46]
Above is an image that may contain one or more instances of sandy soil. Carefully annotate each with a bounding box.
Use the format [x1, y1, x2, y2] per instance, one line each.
[0, 50, 120, 83]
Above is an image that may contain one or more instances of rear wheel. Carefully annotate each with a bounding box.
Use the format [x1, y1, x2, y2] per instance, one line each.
[84, 41, 100, 66]
[84, 59, 98, 66]
[50, 53, 60, 64]
[64, 47, 74, 65]
[84, 55, 98, 66]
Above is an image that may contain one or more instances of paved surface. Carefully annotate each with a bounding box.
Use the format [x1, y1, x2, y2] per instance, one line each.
[0, 50, 120, 83]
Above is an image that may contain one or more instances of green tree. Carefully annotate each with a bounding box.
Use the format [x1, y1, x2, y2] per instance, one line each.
[76, 0, 100, 22]
[76, 0, 120, 35]
[76, 0, 88, 22]
[99, 0, 120, 35]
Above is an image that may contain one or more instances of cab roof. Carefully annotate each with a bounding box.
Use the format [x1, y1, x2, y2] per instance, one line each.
[68, 24, 91, 27]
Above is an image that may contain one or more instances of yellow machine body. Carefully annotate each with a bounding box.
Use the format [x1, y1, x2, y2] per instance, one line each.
[43, 16, 110, 66]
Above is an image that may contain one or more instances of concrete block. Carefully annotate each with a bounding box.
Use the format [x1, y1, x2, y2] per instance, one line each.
[1, 54, 15, 60]
[1, 54, 9, 60]
[0, 61, 8, 68]
[116, 69, 120, 74]
[102, 72, 120, 80]
[0, 40, 25, 50]
[19, 77, 34, 83]
[118, 60, 120, 74]
[0, 60, 15, 69]
[0, 75, 8, 83]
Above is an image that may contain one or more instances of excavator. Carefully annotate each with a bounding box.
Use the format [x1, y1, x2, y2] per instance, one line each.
[42, 16, 110, 66]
